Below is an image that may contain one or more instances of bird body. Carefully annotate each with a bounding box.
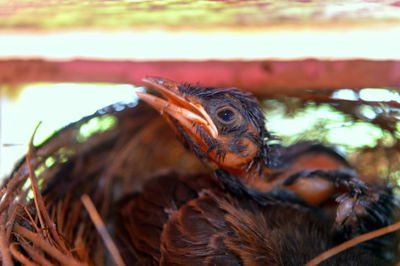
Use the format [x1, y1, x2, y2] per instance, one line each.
[117, 171, 386, 265]
[117, 77, 396, 265]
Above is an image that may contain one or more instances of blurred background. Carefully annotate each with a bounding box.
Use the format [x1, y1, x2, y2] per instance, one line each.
[1, 0, 400, 184]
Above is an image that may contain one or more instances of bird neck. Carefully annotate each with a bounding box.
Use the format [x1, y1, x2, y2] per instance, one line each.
[221, 160, 275, 192]
[211, 140, 277, 191]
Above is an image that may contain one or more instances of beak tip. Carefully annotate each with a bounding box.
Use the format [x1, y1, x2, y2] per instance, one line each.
[142, 76, 166, 86]
[142, 76, 181, 90]
[211, 131, 219, 139]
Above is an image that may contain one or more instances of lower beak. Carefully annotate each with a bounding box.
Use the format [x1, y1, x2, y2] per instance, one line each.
[137, 76, 219, 139]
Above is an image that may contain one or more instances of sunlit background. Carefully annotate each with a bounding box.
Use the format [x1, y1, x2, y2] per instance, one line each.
[1, 83, 140, 177]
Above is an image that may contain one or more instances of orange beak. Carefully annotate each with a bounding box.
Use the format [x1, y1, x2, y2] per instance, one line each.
[137, 76, 219, 139]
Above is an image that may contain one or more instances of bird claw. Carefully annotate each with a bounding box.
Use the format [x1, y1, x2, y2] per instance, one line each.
[283, 168, 393, 234]
[333, 182, 395, 248]
[335, 189, 373, 228]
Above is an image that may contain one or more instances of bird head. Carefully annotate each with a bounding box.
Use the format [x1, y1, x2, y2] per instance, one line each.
[137, 77, 272, 181]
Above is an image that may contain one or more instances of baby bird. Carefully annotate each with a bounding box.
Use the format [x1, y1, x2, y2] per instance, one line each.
[116, 77, 396, 265]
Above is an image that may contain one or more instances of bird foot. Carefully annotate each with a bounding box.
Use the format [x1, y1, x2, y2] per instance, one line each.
[334, 184, 379, 228]
[283, 168, 393, 234]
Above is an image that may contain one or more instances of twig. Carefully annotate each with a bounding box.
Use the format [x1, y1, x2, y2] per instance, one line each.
[63, 200, 82, 241]
[21, 242, 54, 266]
[25, 122, 69, 254]
[9, 243, 38, 266]
[16, 206, 40, 235]
[73, 223, 90, 263]
[14, 224, 86, 266]
[81, 194, 126, 266]
[56, 199, 65, 234]
[0, 213, 13, 266]
[5, 190, 28, 240]
[305, 220, 400, 266]
[26, 123, 49, 234]
[0, 166, 28, 215]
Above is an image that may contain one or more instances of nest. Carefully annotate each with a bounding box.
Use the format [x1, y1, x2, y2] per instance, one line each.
[0, 91, 399, 265]
[0, 101, 206, 265]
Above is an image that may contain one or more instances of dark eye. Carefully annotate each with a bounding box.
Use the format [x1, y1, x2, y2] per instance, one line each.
[216, 107, 236, 124]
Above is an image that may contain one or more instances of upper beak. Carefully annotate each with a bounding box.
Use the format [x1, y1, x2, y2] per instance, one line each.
[137, 76, 219, 138]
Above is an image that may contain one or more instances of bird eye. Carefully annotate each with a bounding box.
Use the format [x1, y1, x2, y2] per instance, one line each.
[216, 107, 236, 124]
